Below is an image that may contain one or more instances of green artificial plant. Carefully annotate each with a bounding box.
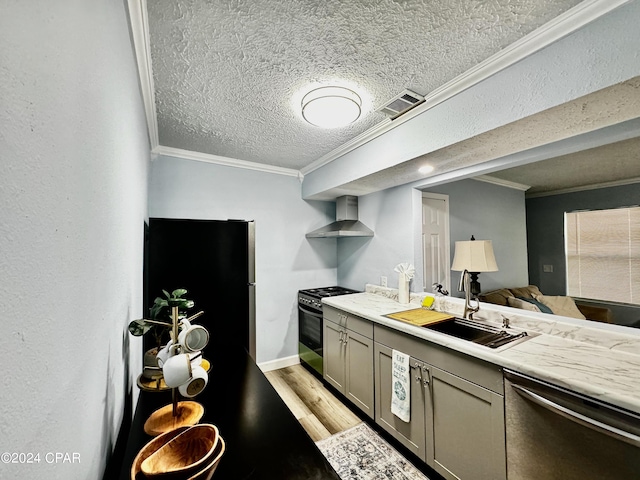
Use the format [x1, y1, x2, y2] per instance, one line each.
[128, 288, 195, 348]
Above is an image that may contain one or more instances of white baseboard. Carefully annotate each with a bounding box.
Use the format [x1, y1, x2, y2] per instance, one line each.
[258, 354, 300, 372]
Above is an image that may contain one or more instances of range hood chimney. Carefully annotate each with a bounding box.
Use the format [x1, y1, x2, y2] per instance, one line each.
[306, 196, 374, 238]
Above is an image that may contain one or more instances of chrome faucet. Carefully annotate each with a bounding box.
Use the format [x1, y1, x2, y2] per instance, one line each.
[458, 269, 480, 320]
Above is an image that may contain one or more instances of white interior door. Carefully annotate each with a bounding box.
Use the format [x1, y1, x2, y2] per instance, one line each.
[422, 194, 450, 293]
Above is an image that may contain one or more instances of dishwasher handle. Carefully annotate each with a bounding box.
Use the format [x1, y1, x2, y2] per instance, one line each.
[510, 383, 640, 448]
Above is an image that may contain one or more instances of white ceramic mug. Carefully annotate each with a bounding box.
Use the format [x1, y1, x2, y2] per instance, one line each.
[188, 351, 203, 367]
[178, 324, 209, 353]
[168, 318, 191, 343]
[162, 353, 193, 388]
[162, 347, 202, 368]
[178, 365, 208, 398]
[156, 340, 175, 368]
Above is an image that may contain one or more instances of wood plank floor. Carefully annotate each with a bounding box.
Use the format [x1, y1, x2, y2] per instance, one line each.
[264, 364, 361, 442]
[266, 363, 439, 479]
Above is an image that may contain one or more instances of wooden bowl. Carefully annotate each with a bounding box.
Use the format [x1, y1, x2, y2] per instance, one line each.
[187, 435, 225, 480]
[130, 426, 189, 480]
[144, 401, 205, 436]
[141, 424, 219, 478]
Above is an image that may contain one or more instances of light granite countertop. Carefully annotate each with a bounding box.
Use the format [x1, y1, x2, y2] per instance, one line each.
[323, 285, 640, 414]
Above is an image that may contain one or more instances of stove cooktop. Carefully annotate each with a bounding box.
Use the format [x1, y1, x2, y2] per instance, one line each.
[299, 286, 360, 299]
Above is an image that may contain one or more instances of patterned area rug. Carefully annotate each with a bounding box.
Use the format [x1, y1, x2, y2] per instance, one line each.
[316, 423, 430, 480]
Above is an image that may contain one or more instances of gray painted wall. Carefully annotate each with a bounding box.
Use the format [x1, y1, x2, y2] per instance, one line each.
[337, 185, 416, 291]
[0, 1, 149, 478]
[423, 180, 529, 296]
[337, 179, 528, 298]
[527, 183, 640, 326]
[148, 155, 338, 364]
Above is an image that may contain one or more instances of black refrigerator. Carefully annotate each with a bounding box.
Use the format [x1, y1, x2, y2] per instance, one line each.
[144, 218, 256, 359]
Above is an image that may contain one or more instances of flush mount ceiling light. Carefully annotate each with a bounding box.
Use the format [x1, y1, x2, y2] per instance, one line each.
[418, 165, 434, 174]
[302, 86, 362, 128]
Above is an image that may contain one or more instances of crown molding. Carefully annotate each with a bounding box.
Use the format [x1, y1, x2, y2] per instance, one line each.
[473, 175, 531, 191]
[127, 0, 158, 149]
[525, 177, 640, 198]
[153, 146, 301, 177]
[301, 0, 632, 175]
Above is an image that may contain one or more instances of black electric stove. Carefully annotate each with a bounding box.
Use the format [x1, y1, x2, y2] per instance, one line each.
[298, 286, 360, 377]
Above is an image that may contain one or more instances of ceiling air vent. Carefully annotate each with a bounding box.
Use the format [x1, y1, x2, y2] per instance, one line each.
[377, 89, 425, 119]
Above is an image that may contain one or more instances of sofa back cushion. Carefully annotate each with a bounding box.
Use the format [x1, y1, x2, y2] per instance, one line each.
[509, 285, 542, 299]
[515, 296, 554, 314]
[533, 294, 586, 320]
[507, 297, 541, 312]
[478, 288, 514, 306]
[479, 285, 543, 306]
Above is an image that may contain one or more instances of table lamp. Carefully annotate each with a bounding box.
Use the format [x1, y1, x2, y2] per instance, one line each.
[451, 236, 498, 319]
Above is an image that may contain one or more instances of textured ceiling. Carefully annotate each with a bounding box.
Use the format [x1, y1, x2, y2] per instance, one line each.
[147, 0, 583, 170]
[491, 136, 640, 195]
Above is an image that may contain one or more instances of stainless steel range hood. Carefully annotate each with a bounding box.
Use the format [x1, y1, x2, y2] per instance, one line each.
[306, 196, 374, 238]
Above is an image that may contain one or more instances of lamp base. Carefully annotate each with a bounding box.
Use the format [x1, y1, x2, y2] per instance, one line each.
[469, 272, 481, 297]
[143, 401, 204, 436]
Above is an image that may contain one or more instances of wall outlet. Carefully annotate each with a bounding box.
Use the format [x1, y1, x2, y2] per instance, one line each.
[380, 276, 387, 287]
[543, 264, 554, 273]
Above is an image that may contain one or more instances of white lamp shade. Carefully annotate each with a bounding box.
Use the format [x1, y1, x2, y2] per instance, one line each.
[302, 86, 361, 128]
[451, 240, 498, 272]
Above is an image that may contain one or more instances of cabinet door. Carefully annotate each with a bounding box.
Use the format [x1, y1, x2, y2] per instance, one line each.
[426, 366, 506, 480]
[323, 319, 345, 392]
[345, 329, 374, 419]
[374, 343, 427, 460]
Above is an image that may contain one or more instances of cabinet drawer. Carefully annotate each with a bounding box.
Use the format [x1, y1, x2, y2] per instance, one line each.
[347, 315, 373, 338]
[324, 306, 373, 338]
[435, 348, 503, 395]
[324, 305, 348, 327]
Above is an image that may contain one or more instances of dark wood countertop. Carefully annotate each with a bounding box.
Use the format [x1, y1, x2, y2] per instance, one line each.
[118, 348, 339, 480]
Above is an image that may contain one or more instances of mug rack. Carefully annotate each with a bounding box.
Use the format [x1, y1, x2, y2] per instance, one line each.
[143, 306, 208, 436]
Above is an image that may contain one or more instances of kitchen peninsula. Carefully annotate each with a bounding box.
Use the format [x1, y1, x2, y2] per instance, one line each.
[323, 285, 640, 479]
[326, 285, 640, 413]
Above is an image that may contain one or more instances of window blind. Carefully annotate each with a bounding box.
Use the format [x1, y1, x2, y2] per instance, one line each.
[565, 206, 640, 304]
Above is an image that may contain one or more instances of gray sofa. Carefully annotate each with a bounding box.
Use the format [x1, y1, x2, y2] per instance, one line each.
[478, 285, 614, 324]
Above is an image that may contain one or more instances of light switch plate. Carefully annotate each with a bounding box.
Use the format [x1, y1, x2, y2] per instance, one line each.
[543, 264, 554, 273]
[381, 276, 387, 287]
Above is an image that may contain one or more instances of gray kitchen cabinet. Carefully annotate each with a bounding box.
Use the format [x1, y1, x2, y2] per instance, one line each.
[428, 366, 506, 480]
[344, 328, 374, 417]
[374, 324, 506, 480]
[323, 306, 374, 418]
[323, 319, 346, 391]
[374, 342, 428, 461]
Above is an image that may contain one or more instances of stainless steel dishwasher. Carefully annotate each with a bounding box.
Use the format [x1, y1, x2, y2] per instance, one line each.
[504, 369, 640, 479]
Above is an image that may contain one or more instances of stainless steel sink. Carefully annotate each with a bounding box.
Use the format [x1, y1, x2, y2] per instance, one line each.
[425, 317, 530, 349]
